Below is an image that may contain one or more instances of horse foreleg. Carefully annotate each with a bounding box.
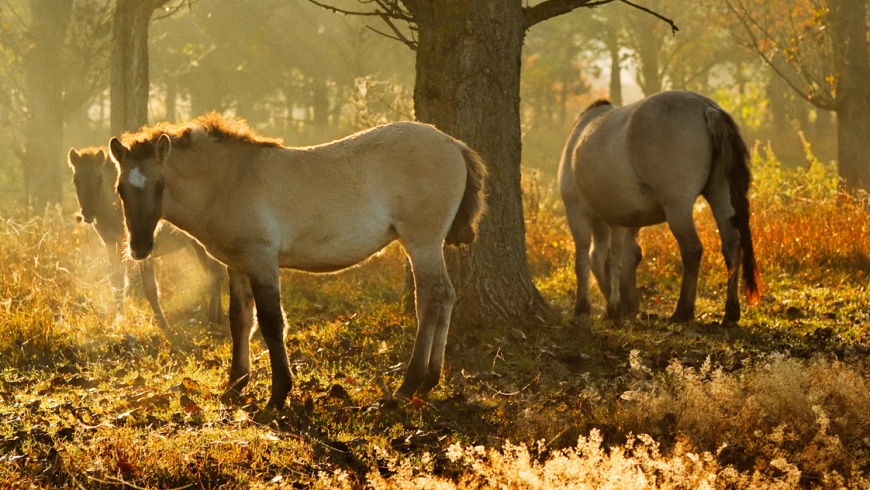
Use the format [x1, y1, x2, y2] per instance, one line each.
[604, 227, 629, 320]
[106, 242, 126, 316]
[395, 248, 448, 400]
[566, 209, 593, 321]
[590, 220, 612, 302]
[249, 269, 292, 410]
[139, 258, 169, 331]
[619, 229, 642, 319]
[222, 268, 256, 404]
[192, 243, 225, 325]
[666, 206, 703, 322]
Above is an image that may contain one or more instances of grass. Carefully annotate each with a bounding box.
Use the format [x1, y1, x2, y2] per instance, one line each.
[1, 143, 869, 488]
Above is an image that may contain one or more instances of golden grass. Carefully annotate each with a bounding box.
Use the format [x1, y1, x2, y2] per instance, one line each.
[1, 142, 869, 488]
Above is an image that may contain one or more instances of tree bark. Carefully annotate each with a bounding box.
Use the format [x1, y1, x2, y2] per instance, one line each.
[110, 0, 168, 135]
[829, 0, 870, 191]
[22, 0, 73, 208]
[607, 33, 623, 106]
[407, 1, 553, 328]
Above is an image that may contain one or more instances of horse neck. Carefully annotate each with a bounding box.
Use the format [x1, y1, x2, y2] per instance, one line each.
[160, 145, 229, 235]
[93, 176, 125, 243]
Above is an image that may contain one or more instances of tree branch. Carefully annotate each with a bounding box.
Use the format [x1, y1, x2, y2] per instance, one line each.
[523, 0, 616, 30]
[618, 0, 678, 35]
[307, 0, 384, 17]
[723, 0, 837, 110]
[307, 0, 417, 49]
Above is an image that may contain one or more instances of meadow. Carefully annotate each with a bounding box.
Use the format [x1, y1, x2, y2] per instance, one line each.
[1, 141, 869, 489]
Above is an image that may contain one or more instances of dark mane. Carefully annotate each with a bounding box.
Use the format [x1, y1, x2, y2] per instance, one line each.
[582, 98, 612, 115]
[119, 112, 284, 159]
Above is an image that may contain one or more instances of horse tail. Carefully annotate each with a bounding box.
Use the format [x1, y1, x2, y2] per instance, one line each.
[446, 144, 487, 246]
[706, 106, 762, 305]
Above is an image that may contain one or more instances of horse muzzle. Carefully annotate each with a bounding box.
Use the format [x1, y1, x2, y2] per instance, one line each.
[76, 212, 95, 224]
[129, 240, 154, 260]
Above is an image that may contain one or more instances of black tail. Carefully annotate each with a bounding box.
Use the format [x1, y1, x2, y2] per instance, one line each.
[446, 144, 487, 246]
[706, 107, 762, 304]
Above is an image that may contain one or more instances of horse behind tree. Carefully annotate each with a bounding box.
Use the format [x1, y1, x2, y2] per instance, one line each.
[559, 90, 761, 325]
[108, 113, 486, 410]
[68, 147, 225, 330]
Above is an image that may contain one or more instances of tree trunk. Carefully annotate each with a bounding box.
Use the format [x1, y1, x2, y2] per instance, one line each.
[829, 0, 870, 191]
[22, 0, 73, 208]
[110, 0, 168, 135]
[607, 34, 623, 106]
[409, 1, 553, 329]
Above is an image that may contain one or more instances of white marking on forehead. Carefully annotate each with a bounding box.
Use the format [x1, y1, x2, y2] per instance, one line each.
[126, 167, 148, 189]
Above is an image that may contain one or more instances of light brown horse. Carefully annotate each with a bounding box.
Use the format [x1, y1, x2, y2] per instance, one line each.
[108, 113, 486, 410]
[559, 91, 761, 325]
[68, 147, 225, 329]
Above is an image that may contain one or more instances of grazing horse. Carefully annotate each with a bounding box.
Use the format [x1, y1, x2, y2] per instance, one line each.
[68, 147, 225, 329]
[559, 91, 761, 325]
[108, 113, 486, 410]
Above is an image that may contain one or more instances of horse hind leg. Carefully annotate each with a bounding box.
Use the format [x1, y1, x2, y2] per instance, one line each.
[664, 204, 703, 322]
[415, 260, 455, 396]
[705, 190, 742, 325]
[395, 245, 452, 400]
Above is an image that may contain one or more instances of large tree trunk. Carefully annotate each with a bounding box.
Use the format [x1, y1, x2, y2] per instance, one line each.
[408, 1, 552, 328]
[21, 0, 73, 208]
[829, 0, 870, 191]
[110, 0, 168, 135]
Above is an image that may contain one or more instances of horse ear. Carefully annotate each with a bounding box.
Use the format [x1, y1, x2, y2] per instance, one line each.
[155, 134, 171, 165]
[109, 137, 128, 166]
[96, 147, 107, 163]
[68, 148, 80, 168]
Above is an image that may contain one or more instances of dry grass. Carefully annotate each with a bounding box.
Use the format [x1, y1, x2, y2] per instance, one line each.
[1, 142, 870, 488]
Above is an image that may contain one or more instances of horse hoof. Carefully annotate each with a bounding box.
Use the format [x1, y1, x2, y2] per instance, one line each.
[219, 387, 245, 406]
[669, 310, 695, 323]
[253, 406, 279, 424]
[393, 388, 413, 402]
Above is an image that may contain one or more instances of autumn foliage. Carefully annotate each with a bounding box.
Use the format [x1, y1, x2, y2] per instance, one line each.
[1, 140, 869, 488]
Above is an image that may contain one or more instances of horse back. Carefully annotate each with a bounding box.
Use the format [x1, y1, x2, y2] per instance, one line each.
[623, 92, 717, 199]
[190, 123, 471, 272]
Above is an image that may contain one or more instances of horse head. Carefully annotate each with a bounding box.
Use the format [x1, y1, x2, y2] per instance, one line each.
[109, 134, 170, 260]
[68, 148, 108, 224]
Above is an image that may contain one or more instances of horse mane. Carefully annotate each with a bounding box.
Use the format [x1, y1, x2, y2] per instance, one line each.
[119, 112, 284, 159]
[582, 98, 613, 115]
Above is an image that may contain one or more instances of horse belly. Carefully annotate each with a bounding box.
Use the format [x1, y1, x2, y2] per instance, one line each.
[583, 182, 666, 227]
[279, 223, 398, 273]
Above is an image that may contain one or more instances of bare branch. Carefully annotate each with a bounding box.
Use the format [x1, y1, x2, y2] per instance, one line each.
[307, 0, 416, 49]
[523, 0, 616, 30]
[722, 0, 837, 110]
[367, 12, 418, 50]
[307, 0, 383, 17]
[618, 0, 678, 35]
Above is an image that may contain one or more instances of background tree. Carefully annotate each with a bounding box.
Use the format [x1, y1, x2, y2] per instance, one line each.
[723, 0, 870, 191]
[19, 0, 73, 208]
[311, 0, 678, 329]
[110, 0, 172, 135]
